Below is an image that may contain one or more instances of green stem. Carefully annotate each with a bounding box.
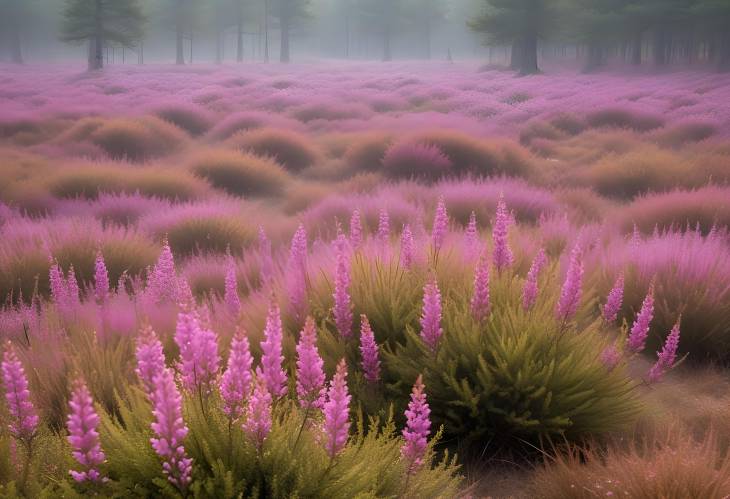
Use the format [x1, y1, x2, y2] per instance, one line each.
[292, 404, 312, 450]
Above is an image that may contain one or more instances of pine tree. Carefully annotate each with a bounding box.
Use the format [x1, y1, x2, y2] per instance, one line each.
[61, 0, 144, 71]
[271, 0, 310, 62]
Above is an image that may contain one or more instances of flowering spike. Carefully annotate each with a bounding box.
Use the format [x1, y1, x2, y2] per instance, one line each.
[359, 315, 381, 384]
[464, 211, 480, 261]
[175, 307, 220, 395]
[135, 325, 166, 396]
[400, 224, 414, 269]
[224, 255, 241, 317]
[148, 240, 178, 304]
[49, 260, 69, 310]
[377, 208, 390, 243]
[470, 252, 491, 321]
[260, 299, 288, 398]
[287, 223, 308, 320]
[333, 233, 353, 339]
[67, 379, 106, 483]
[431, 196, 448, 252]
[599, 344, 622, 372]
[350, 209, 363, 250]
[492, 195, 514, 271]
[627, 284, 655, 353]
[244, 373, 272, 451]
[2, 342, 39, 443]
[66, 265, 80, 310]
[258, 226, 274, 289]
[94, 251, 110, 305]
[420, 276, 443, 352]
[602, 273, 625, 324]
[522, 248, 547, 311]
[150, 368, 192, 491]
[296, 317, 326, 409]
[648, 319, 680, 383]
[219, 328, 253, 420]
[556, 242, 584, 323]
[401, 375, 431, 475]
[322, 359, 351, 459]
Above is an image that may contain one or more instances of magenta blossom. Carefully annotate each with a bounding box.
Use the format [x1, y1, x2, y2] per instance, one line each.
[148, 240, 178, 304]
[224, 255, 241, 317]
[648, 319, 681, 383]
[359, 315, 381, 384]
[67, 379, 106, 483]
[377, 208, 390, 243]
[287, 223, 308, 320]
[322, 359, 351, 459]
[401, 224, 415, 269]
[260, 299, 288, 398]
[599, 344, 622, 372]
[522, 248, 547, 311]
[219, 329, 253, 420]
[431, 196, 448, 252]
[333, 233, 353, 339]
[1, 342, 39, 443]
[135, 325, 167, 397]
[602, 273, 625, 324]
[94, 251, 110, 305]
[350, 209, 363, 250]
[401, 375, 431, 475]
[244, 373, 272, 451]
[492, 195, 514, 271]
[464, 210, 480, 261]
[470, 251, 491, 321]
[627, 284, 655, 353]
[295, 317, 326, 409]
[420, 276, 443, 352]
[556, 242, 584, 324]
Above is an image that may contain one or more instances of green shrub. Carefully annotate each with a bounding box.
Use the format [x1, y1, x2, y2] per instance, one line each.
[586, 109, 664, 132]
[342, 132, 394, 172]
[229, 128, 320, 172]
[190, 149, 290, 197]
[163, 216, 256, 257]
[153, 105, 212, 136]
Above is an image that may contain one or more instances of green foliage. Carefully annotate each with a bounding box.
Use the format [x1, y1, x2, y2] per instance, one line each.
[190, 150, 291, 198]
[61, 0, 145, 48]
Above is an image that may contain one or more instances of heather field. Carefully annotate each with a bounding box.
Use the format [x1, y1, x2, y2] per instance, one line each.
[1, 62, 730, 498]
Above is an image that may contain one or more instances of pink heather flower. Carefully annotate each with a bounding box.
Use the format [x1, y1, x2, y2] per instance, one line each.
[243, 373, 272, 451]
[287, 223, 308, 320]
[470, 251, 491, 321]
[66, 265, 80, 310]
[492, 195, 514, 272]
[175, 308, 220, 395]
[177, 278, 195, 312]
[333, 233, 353, 339]
[599, 344, 622, 372]
[295, 317, 326, 409]
[150, 368, 192, 491]
[224, 255, 241, 317]
[522, 248, 547, 311]
[260, 300, 288, 398]
[556, 242, 584, 323]
[377, 208, 390, 243]
[648, 320, 680, 383]
[135, 325, 167, 396]
[322, 359, 351, 459]
[2, 342, 39, 443]
[401, 375, 431, 475]
[627, 285, 655, 353]
[359, 315, 381, 384]
[148, 240, 178, 304]
[420, 276, 443, 352]
[258, 226, 274, 289]
[431, 196, 448, 252]
[464, 211, 480, 261]
[602, 273, 625, 324]
[219, 329, 253, 420]
[49, 260, 68, 308]
[400, 224, 415, 269]
[94, 251, 110, 305]
[350, 209, 363, 250]
[67, 379, 106, 483]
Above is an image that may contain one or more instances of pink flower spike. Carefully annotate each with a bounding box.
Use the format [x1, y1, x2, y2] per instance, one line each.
[260, 299, 288, 398]
[135, 325, 166, 397]
[522, 248, 547, 311]
[224, 255, 241, 317]
[492, 194, 514, 272]
[296, 317, 326, 410]
[470, 251, 491, 321]
[244, 372, 272, 451]
[420, 275, 443, 352]
[401, 224, 415, 269]
[431, 196, 448, 252]
[359, 315, 381, 384]
[67, 379, 106, 483]
[1, 342, 39, 443]
[219, 328, 253, 420]
[401, 375, 431, 475]
[287, 223, 308, 320]
[350, 209, 363, 250]
[556, 242, 584, 323]
[627, 284, 655, 353]
[322, 359, 351, 459]
[648, 320, 681, 383]
[377, 208, 390, 243]
[150, 368, 192, 491]
[603, 273, 625, 324]
[148, 240, 178, 304]
[94, 251, 110, 305]
[333, 233, 353, 339]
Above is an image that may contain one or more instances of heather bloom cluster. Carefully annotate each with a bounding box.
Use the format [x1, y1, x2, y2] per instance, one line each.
[349, 209, 363, 250]
[431, 195, 448, 252]
[492, 195, 514, 271]
[67, 379, 106, 483]
[400, 223, 415, 269]
[627, 284, 655, 353]
[556, 242, 584, 324]
[219, 329, 253, 420]
[150, 368, 193, 491]
[377, 208, 390, 243]
[260, 300, 288, 398]
[464, 211, 480, 261]
[420, 276, 443, 352]
[135, 325, 167, 396]
[224, 254, 241, 317]
[470, 251, 491, 321]
[522, 248, 547, 311]
[94, 251, 110, 305]
[322, 359, 351, 459]
[175, 307, 220, 395]
[603, 273, 625, 323]
[49, 260, 80, 317]
[401, 375, 431, 475]
[287, 223, 308, 319]
[648, 320, 681, 383]
[243, 374, 272, 452]
[147, 240, 179, 304]
[1, 342, 39, 443]
[295, 317, 326, 409]
[333, 232, 353, 339]
[359, 315, 381, 383]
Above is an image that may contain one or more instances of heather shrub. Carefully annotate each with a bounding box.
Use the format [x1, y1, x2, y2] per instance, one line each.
[162, 215, 256, 256]
[655, 121, 716, 146]
[586, 108, 664, 132]
[382, 140, 453, 181]
[342, 132, 394, 171]
[208, 111, 270, 140]
[87, 117, 187, 161]
[190, 149, 290, 197]
[290, 102, 371, 122]
[152, 104, 213, 136]
[228, 128, 320, 172]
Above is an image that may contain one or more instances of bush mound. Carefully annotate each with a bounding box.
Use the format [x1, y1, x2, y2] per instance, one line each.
[87, 116, 187, 161]
[190, 149, 290, 197]
[342, 132, 394, 172]
[161, 215, 256, 256]
[382, 140, 453, 181]
[586, 108, 664, 132]
[152, 103, 213, 136]
[228, 128, 320, 172]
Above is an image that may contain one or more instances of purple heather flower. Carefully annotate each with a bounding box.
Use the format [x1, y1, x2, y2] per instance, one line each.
[464, 211, 480, 262]
[135, 325, 167, 397]
[224, 255, 241, 317]
[243, 373, 272, 451]
[260, 300, 288, 398]
[603, 273, 625, 324]
[333, 233, 353, 339]
[2, 342, 39, 443]
[67, 379, 106, 483]
[350, 209, 363, 250]
[400, 224, 415, 269]
[377, 208, 390, 243]
[287, 223, 308, 320]
[401, 375, 431, 475]
[522, 248, 547, 311]
[66, 265, 80, 309]
[148, 240, 179, 304]
[295, 317, 326, 410]
[627, 284, 655, 353]
[322, 359, 351, 459]
[94, 251, 110, 305]
[359, 315, 381, 384]
[599, 344, 622, 372]
[49, 260, 68, 309]
[219, 329, 253, 420]
[648, 319, 680, 383]
[175, 307, 220, 395]
[492, 195, 514, 272]
[420, 276, 443, 352]
[556, 242, 584, 324]
[150, 367, 192, 491]
[431, 196, 448, 252]
[470, 252, 491, 321]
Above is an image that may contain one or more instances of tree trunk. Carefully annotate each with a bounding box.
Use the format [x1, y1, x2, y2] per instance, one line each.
[631, 32, 642, 65]
[237, 1, 244, 62]
[510, 38, 523, 70]
[10, 26, 23, 64]
[383, 22, 392, 61]
[584, 42, 603, 72]
[176, 0, 185, 65]
[653, 29, 667, 66]
[216, 31, 223, 64]
[264, 0, 270, 62]
[280, 13, 290, 63]
[718, 31, 730, 71]
[424, 21, 431, 60]
[89, 0, 104, 70]
[139, 42, 144, 65]
[519, 33, 539, 74]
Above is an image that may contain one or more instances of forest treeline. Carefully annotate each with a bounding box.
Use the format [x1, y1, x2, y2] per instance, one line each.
[0, 0, 728, 72]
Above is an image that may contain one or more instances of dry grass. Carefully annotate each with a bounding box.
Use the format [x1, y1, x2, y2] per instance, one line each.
[190, 148, 290, 197]
[228, 127, 321, 172]
[158, 215, 256, 256]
